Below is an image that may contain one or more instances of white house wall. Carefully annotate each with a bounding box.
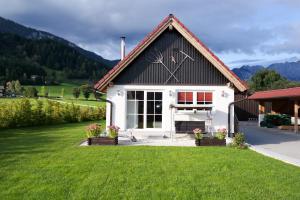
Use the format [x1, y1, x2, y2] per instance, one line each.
[106, 85, 234, 136]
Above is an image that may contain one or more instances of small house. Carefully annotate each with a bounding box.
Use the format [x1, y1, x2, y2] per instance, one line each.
[94, 14, 247, 137]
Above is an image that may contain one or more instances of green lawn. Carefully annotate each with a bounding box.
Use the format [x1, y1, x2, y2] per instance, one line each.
[9, 83, 106, 107]
[0, 122, 300, 199]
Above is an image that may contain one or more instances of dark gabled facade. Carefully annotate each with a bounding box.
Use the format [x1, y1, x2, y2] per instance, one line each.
[95, 14, 247, 93]
[114, 29, 229, 86]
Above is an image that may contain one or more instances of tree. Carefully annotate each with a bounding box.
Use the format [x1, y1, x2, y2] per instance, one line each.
[249, 69, 291, 92]
[81, 84, 92, 100]
[14, 80, 22, 95]
[24, 87, 38, 98]
[40, 86, 49, 97]
[5, 80, 23, 96]
[72, 87, 80, 99]
[61, 88, 65, 99]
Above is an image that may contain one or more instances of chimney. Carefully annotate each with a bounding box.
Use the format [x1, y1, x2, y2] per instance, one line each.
[120, 36, 125, 60]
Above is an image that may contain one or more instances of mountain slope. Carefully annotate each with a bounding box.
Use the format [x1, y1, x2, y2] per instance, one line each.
[232, 65, 264, 80]
[0, 16, 120, 84]
[0, 16, 118, 67]
[232, 61, 300, 81]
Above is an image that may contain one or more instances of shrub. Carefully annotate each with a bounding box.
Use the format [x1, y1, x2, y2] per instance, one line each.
[107, 125, 120, 138]
[86, 123, 103, 138]
[24, 87, 38, 98]
[0, 99, 106, 129]
[233, 132, 246, 148]
[72, 87, 80, 99]
[81, 84, 92, 100]
[193, 128, 203, 139]
[263, 114, 291, 127]
[215, 128, 227, 140]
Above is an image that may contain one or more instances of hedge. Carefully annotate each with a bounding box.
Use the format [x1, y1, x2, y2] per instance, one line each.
[0, 98, 105, 129]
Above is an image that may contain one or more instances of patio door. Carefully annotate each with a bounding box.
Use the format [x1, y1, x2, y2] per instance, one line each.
[145, 92, 162, 128]
[126, 91, 162, 129]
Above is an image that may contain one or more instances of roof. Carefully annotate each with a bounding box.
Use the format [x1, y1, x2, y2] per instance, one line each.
[94, 14, 248, 92]
[248, 87, 300, 100]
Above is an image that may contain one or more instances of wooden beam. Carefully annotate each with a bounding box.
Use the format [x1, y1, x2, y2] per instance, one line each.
[294, 100, 299, 133]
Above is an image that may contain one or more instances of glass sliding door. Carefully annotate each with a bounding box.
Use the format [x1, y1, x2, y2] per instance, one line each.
[126, 91, 162, 129]
[126, 91, 144, 129]
[146, 92, 162, 128]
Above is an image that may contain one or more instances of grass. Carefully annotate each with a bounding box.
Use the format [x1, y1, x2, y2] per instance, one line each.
[0, 122, 300, 199]
[3, 82, 106, 107]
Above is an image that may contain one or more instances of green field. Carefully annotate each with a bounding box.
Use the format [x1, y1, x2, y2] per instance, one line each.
[8, 83, 107, 107]
[0, 122, 300, 199]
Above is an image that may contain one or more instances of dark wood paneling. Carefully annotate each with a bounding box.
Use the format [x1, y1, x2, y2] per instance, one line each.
[234, 93, 258, 121]
[114, 29, 229, 85]
[175, 121, 205, 134]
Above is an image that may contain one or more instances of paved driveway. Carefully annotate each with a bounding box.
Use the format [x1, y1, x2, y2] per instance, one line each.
[240, 123, 300, 166]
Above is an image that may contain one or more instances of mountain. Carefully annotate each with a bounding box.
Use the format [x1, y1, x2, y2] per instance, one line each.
[0, 16, 118, 67]
[232, 65, 264, 80]
[0, 16, 119, 84]
[232, 61, 300, 81]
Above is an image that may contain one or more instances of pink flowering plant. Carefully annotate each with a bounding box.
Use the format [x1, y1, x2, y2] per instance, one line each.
[86, 123, 103, 138]
[193, 128, 203, 140]
[107, 125, 120, 138]
[215, 128, 227, 140]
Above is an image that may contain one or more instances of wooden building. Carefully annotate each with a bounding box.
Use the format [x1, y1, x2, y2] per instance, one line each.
[249, 87, 300, 133]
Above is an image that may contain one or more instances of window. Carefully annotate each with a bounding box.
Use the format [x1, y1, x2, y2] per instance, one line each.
[197, 92, 213, 105]
[127, 91, 144, 129]
[126, 91, 163, 129]
[177, 92, 193, 110]
[176, 91, 213, 111]
[146, 92, 162, 128]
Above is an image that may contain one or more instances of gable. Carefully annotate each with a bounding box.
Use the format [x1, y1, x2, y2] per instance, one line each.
[114, 29, 229, 85]
[95, 14, 247, 92]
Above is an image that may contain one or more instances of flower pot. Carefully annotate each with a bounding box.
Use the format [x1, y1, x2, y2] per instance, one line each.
[87, 138, 92, 145]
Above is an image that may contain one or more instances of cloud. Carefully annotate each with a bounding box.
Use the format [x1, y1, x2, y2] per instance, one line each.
[0, 0, 300, 60]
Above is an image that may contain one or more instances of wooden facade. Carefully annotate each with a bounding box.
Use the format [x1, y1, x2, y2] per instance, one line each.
[114, 29, 229, 86]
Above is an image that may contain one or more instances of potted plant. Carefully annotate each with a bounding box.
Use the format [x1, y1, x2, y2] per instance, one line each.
[107, 125, 120, 144]
[86, 123, 102, 145]
[193, 128, 203, 146]
[215, 128, 227, 140]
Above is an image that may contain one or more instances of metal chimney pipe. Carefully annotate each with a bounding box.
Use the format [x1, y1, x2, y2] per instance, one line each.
[120, 36, 125, 60]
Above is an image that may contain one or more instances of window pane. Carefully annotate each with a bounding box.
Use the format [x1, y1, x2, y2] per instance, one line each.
[177, 92, 185, 103]
[147, 101, 154, 114]
[205, 92, 213, 102]
[127, 101, 136, 114]
[136, 91, 144, 100]
[127, 91, 135, 100]
[155, 92, 162, 100]
[197, 92, 204, 102]
[138, 115, 144, 128]
[147, 92, 154, 100]
[154, 115, 162, 128]
[147, 115, 154, 128]
[137, 101, 144, 114]
[127, 115, 137, 129]
[155, 101, 162, 114]
[186, 92, 193, 102]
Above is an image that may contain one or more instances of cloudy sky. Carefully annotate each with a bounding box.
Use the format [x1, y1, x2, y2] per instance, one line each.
[1, 0, 300, 68]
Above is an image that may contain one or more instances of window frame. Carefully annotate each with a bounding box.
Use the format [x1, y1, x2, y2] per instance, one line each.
[176, 90, 214, 112]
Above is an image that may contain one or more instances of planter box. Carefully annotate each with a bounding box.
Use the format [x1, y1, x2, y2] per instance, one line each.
[196, 138, 226, 146]
[88, 137, 118, 145]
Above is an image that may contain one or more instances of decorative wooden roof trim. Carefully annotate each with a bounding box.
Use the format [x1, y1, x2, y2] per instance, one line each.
[94, 14, 248, 92]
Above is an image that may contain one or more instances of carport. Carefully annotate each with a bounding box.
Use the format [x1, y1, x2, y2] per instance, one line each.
[249, 87, 300, 133]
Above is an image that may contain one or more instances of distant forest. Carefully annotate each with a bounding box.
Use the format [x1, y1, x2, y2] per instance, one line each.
[0, 33, 109, 84]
